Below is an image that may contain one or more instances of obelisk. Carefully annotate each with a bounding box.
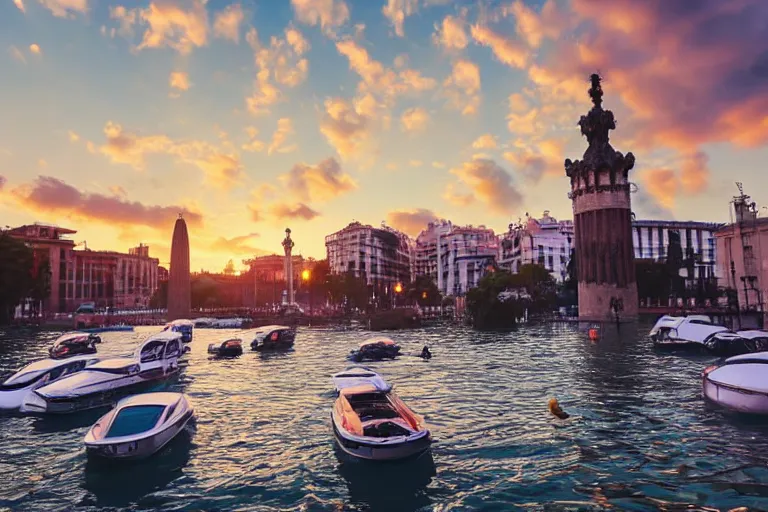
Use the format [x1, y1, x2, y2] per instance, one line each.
[282, 228, 295, 304]
[564, 74, 638, 321]
[168, 213, 191, 320]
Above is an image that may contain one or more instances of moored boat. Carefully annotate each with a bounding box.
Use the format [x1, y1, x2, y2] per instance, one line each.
[20, 331, 187, 414]
[49, 332, 101, 359]
[79, 325, 134, 333]
[348, 337, 401, 362]
[247, 325, 296, 351]
[703, 352, 768, 414]
[84, 392, 194, 460]
[331, 366, 431, 461]
[649, 315, 768, 356]
[207, 337, 243, 357]
[164, 319, 194, 342]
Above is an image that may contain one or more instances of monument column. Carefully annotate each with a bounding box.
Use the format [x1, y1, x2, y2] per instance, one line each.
[564, 74, 638, 322]
[282, 228, 295, 305]
[167, 214, 191, 320]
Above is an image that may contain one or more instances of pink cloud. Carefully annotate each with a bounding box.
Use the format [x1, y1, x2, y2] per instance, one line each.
[269, 202, 319, 220]
[387, 208, 440, 236]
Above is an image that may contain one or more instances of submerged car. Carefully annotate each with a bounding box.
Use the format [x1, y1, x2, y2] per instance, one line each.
[207, 338, 243, 357]
[20, 331, 187, 414]
[247, 325, 296, 351]
[348, 337, 401, 362]
[84, 392, 194, 460]
[331, 366, 431, 461]
[650, 315, 768, 356]
[49, 332, 102, 359]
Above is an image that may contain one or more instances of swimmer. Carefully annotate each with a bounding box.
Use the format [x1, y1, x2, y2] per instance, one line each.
[548, 398, 569, 419]
[420, 345, 432, 359]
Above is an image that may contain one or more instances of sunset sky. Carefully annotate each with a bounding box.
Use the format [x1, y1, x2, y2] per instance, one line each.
[1, 0, 766, 271]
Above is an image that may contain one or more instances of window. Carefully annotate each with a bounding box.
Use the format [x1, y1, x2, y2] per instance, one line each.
[140, 340, 165, 363]
[164, 340, 181, 359]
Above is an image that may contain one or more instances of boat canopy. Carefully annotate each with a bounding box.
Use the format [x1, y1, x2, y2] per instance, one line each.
[332, 366, 391, 393]
[360, 337, 397, 348]
[340, 384, 381, 397]
[106, 405, 166, 438]
[168, 319, 194, 327]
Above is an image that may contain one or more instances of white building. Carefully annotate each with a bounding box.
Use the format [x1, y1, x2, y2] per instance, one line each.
[633, 220, 723, 279]
[414, 221, 498, 297]
[498, 211, 574, 282]
[325, 221, 412, 299]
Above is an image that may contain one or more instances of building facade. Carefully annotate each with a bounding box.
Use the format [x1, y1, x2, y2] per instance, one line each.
[498, 211, 574, 282]
[414, 221, 498, 296]
[7, 224, 160, 313]
[633, 220, 722, 280]
[243, 254, 305, 306]
[715, 188, 767, 316]
[325, 221, 412, 299]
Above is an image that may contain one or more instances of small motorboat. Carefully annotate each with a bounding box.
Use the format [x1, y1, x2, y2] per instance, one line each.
[84, 392, 194, 460]
[0, 352, 101, 411]
[164, 319, 194, 343]
[649, 315, 768, 356]
[247, 325, 296, 351]
[211, 318, 248, 329]
[331, 366, 431, 461]
[49, 332, 101, 359]
[193, 317, 216, 328]
[348, 337, 401, 362]
[20, 331, 188, 414]
[207, 338, 243, 357]
[703, 352, 768, 414]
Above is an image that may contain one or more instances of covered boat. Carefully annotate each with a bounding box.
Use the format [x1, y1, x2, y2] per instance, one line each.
[164, 319, 194, 343]
[20, 331, 187, 414]
[84, 392, 194, 460]
[49, 332, 101, 359]
[331, 366, 431, 461]
[0, 354, 101, 410]
[193, 317, 216, 328]
[247, 325, 296, 351]
[703, 352, 768, 414]
[207, 337, 243, 357]
[649, 315, 768, 356]
[348, 337, 401, 362]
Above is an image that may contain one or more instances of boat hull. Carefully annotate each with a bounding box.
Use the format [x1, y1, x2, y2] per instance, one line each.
[20, 369, 178, 414]
[652, 335, 756, 357]
[703, 376, 768, 414]
[0, 386, 34, 410]
[86, 409, 194, 460]
[331, 415, 431, 461]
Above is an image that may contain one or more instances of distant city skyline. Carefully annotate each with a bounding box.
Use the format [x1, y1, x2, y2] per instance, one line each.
[0, 0, 766, 270]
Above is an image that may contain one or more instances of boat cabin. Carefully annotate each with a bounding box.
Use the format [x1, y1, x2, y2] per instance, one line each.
[335, 384, 425, 438]
[49, 332, 101, 359]
[1, 356, 100, 390]
[248, 325, 295, 350]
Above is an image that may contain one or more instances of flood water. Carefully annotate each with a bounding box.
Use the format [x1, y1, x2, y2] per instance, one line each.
[1, 322, 768, 511]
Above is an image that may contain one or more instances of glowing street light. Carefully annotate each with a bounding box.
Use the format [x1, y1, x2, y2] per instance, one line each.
[302, 269, 312, 318]
[302, 269, 310, 281]
[394, 282, 403, 294]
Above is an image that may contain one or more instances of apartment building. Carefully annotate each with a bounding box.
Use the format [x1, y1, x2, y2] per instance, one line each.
[498, 211, 574, 282]
[633, 220, 722, 279]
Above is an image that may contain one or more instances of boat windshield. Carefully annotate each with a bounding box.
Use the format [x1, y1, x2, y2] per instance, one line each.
[2, 369, 45, 386]
[106, 405, 167, 438]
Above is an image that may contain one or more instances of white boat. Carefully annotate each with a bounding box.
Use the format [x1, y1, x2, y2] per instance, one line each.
[703, 352, 768, 414]
[49, 332, 101, 358]
[20, 331, 188, 414]
[163, 319, 194, 342]
[0, 352, 101, 410]
[84, 392, 194, 460]
[649, 315, 768, 356]
[331, 366, 431, 461]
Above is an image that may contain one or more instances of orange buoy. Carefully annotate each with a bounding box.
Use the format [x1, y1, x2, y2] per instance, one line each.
[548, 398, 570, 419]
[588, 328, 600, 341]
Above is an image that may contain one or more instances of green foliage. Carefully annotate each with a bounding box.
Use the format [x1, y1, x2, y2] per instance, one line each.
[325, 269, 369, 311]
[150, 280, 168, 309]
[636, 260, 671, 301]
[0, 233, 35, 324]
[191, 277, 220, 308]
[29, 257, 51, 316]
[404, 275, 441, 307]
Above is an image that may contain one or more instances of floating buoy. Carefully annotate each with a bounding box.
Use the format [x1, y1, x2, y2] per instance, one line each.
[588, 327, 600, 341]
[548, 398, 570, 419]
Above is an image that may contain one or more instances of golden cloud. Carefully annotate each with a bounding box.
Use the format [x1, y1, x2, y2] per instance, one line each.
[169, 71, 190, 91]
[269, 202, 320, 220]
[448, 158, 522, 214]
[290, 0, 350, 36]
[319, 97, 373, 159]
[386, 208, 440, 236]
[443, 59, 481, 116]
[472, 134, 497, 150]
[39, 0, 87, 18]
[470, 24, 528, 69]
[268, 118, 298, 155]
[213, 3, 244, 43]
[281, 157, 357, 202]
[400, 107, 430, 132]
[432, 14, 467, 50]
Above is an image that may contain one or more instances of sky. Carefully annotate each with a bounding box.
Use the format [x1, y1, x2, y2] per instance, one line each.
[0, 0, 767, 272]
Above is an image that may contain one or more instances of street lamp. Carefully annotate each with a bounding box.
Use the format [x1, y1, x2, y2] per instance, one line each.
[394, 282, 403, 308]
[302, 269, 312, 318]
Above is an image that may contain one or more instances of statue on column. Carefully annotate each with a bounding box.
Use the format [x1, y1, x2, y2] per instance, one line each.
[282, 228, 295, 304]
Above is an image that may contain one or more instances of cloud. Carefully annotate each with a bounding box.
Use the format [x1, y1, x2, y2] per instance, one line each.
[269, 202, 319, 220]
[246, 26, 310, 115]
[213, 3, 244, 43]
[503, 138, 564, 182]
[470, 24, 528, 69]
[386, 208, 439, 236]
[242, 126, 265, 152]
[282, 156, 357, 202]
[97, 121, 244, 189]
[449, 158, 522, 214]
[0, 175, 5, 191]
[268, 118, 298, 155]
[400, 107, 430, 132]
[9, 46, 25, 63]
[169, 71, 190, 91]
[472, 134, 497, 150]
[13, 0, 24, 13]
[68, 130, 80, 142]
[319, 96, 373, 159]
[443, 182, 473, 207]
[639, 168, 678, 210]
[210, 233, 266, 255]
[433, 14, 468, 50]
[291, 0, 350, 35]
[501, 0, 565, 48]
[409, 160, 422, 167]
[382, 0, 418, 37]
[29, 44, 41, 55]
[432, 161, 446, 168]
[38, 0, 87, 18]
[11, 176, 203, 230]
[443, 59, 481, 115]
[508, 93, 529, 113]
[680, 151, 710, 195]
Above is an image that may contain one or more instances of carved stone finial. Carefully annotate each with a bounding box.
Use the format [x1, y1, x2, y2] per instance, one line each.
[285, 227, 291, 235]
[588, 73, 603, 108]
[178, 212, 183, 219]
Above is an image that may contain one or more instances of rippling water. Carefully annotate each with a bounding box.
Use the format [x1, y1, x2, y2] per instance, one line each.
[1, 321, 768, 511]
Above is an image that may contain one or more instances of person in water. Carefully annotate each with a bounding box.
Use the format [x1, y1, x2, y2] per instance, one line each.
[420, 346, 432, 359]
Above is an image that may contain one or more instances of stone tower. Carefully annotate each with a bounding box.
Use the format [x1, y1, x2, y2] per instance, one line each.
[282, 228, 295, 304]
[564, 74, 638, 321]
[167, 214, 191, 320]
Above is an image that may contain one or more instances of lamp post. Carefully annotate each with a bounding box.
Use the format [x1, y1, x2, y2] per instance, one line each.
[302, 269, 312, 318]
[394, 282, 403, 309]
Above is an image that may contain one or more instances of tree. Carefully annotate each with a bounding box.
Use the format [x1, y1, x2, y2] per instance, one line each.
[466, 270, 525, 330]
[0, 233, 35, 324]
[223, 259, 236, 276]
[29, 257, 51, 317]
[191, 277, 220, 309]
[635, 260, 671, 303]
[515, 263, 557, 312]
[404, 275, 441, 307]
[150, 280, 168, 309]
